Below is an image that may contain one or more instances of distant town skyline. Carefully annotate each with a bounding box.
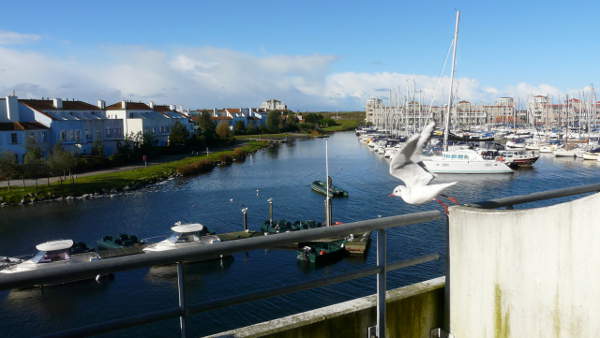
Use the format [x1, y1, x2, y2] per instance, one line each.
[1, 1, 600, 110]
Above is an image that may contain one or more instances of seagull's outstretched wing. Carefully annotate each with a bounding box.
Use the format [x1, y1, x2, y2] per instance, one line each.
[414, 122, 435, 162]
[389, 133, 434, 188]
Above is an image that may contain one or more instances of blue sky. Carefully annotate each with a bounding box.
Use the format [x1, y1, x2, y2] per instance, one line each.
[0, 1, 598, 110]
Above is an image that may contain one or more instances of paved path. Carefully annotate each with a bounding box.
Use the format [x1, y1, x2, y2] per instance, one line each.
[0, 144, 244, 188]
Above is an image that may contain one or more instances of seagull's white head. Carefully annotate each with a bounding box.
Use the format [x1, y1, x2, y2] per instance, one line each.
[389, 185, 408, 199]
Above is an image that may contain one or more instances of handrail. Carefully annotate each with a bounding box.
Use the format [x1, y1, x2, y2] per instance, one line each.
[0, 211, 440, 290]
[42, 254, 440, 338]
[467, 182, 600, 209]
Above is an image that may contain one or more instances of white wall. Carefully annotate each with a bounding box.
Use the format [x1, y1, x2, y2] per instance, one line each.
[449, 193, 600, 337]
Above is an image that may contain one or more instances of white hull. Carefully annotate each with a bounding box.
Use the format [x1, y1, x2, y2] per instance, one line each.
[423, 157, 513, 174]
[553, 149, 576, 157]
[582, 153, 599, 160]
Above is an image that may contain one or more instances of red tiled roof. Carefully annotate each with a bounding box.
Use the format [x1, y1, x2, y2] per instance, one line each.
[226, 108, 241, 113]
[0, 122, 48, 131]
[20, 99, 100, 111]
[106, 102, 152, 110]
[153, 105, 174, 112]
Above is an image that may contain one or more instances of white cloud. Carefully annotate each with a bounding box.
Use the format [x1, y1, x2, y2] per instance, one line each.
[0, 30, 41, 45]
[0, 43, 595, 110]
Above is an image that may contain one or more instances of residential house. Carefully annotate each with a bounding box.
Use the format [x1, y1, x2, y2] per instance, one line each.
[105, 101, 193, 147]
[18, 97, 123, 157]
[0, 95, 50, 162]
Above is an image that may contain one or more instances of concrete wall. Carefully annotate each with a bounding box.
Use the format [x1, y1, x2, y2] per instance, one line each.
[449, 193, 600, 338]
[207, 277, 444, 338]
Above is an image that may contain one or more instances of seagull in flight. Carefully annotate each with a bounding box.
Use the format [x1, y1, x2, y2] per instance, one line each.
[389, 122, 457, 205]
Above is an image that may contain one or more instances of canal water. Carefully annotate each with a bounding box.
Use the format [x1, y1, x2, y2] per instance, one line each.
[1, 131, 600, 337]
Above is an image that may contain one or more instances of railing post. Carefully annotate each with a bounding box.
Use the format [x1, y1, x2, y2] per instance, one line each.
[177, 262, 188, 338]
[376, 229, 387, 338]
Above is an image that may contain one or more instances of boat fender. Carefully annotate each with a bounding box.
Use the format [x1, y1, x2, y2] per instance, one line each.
[319, 250, 327, 255]
[496, 156, 505, 161]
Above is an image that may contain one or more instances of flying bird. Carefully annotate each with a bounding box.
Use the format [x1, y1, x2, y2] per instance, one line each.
[389, 122, 457, 205]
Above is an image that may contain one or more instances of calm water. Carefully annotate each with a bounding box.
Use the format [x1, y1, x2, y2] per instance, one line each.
[1, 132, 600, 337]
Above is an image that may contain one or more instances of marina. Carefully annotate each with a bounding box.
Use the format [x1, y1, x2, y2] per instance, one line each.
[1, 131, 600, 336]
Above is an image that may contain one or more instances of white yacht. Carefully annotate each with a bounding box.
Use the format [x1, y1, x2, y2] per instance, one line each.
[423, 147, 513, 174]
[419, 11, 512, 175]
[143, 222, 221, 253]
[0, 240, 105, 282]
[553, 146, 576, 157]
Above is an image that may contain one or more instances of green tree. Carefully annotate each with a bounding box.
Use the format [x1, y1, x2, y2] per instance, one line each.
[141, 132, 157, 153]
[24, 137, 47, 189]
[216, 121, 232, 139]
[49, 144, 77, 184]
[197, 112, 216, 143]
[169, 121, 190, 148]
[304, 113, 323, 125]
[266, 111, 281, 133]
[0, 151, 18, 190]
[91, 139, 104, 157]
[234, 120, 246, 135]
[246, 120, 258, 135]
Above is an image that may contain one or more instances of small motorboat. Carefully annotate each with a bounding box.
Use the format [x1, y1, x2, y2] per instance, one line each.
[143, 222, 222, 260]
[499, 150, 540, 169]
[553, 147, 576, 157]
[0, 239, 109, 284]
[311, 180, 349, 198]
[297, 239, 346, 264]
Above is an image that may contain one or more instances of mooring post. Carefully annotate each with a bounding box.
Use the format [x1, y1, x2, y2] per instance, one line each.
[267, 198, 273, 227]
[176, 262, 188, 338]
[376, 229, 387, 338]
[241, 207, 248, 231]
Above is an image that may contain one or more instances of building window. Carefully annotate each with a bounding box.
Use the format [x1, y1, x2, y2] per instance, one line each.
[60, 130, 66, 141]
[105, 128, 110, 137]
[10, 133, 18, 144]
[42, 131, 48, 143]
[75, 130, 81, 141]
[85, 129, 91, 140]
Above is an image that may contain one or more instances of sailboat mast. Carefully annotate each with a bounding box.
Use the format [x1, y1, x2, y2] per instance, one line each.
[444, 10, 460, 151]
[325, 140, 331, 227]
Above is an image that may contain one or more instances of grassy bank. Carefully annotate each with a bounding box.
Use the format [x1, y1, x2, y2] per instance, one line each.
[0, 141, 269, 205]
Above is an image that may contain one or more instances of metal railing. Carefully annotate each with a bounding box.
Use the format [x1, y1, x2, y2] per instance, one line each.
[0, 211, 442, 338]
[467, 182, 600, 209]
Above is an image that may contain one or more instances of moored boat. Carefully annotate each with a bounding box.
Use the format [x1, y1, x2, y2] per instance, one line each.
[143, 222, 222, 261]
[499, 149, 540, 168]
[423, 147, 513, 174]
[311, 180, 348, 198]
[297, 239, 346, 264]
[0, 239, 109, 284]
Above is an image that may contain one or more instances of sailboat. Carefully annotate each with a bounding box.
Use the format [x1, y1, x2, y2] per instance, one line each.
[422, 11, 513, 174]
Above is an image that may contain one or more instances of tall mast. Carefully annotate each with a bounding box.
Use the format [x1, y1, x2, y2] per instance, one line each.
[325, 140, 331, 227]
[443, 10, 460, 151]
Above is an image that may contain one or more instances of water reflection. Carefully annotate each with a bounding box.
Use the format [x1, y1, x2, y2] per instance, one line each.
[145, 256, 234, 285]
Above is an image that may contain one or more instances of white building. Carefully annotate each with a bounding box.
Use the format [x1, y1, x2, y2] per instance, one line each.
[18, 98, 123, 157]
[365, 97, 384, 124]
[259, 99, 287, 111]
[105, 101, 193, 147]
[0, 95, 50, 162]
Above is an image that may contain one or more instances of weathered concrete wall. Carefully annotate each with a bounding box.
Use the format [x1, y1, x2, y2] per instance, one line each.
[449, 193, 600, 338]
[207, 277, 444, 338]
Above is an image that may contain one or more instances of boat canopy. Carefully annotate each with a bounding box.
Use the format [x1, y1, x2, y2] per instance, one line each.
[35, 239, 74, 252]
[171, 223, 205, 233]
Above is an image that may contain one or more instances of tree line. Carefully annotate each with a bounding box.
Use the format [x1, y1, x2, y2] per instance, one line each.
[0, 112, 340, 188]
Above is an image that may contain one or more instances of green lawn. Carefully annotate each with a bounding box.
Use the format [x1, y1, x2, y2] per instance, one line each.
[0, 141, 269, 205]
[322, 119, 360, 132]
